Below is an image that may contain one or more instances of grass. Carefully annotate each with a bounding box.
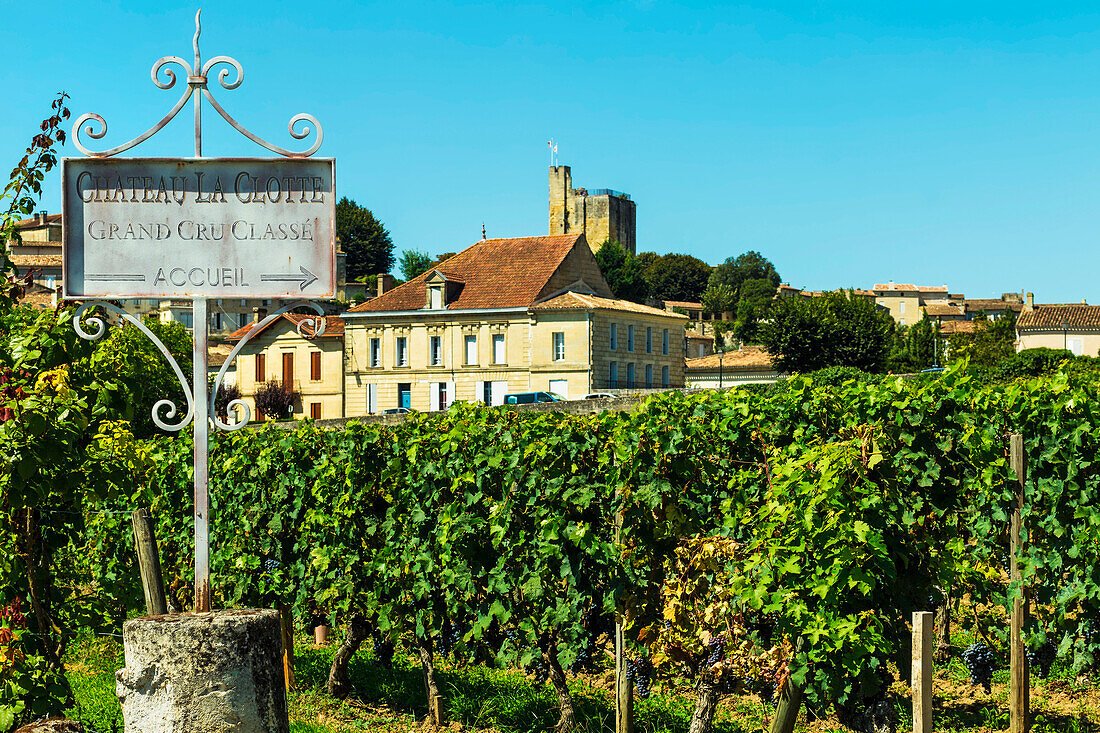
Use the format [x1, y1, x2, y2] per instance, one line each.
[62, 630, 1100, 733]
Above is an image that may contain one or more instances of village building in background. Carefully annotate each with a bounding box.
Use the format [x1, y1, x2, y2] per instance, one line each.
[1016, 293, 1098, 356]
[227, 313, 345, 420]
[341, 233, 686, 414]
[684, 345, 779, 388]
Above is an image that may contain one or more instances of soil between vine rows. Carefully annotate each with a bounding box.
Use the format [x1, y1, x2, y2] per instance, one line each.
[62, 629, 1100, 733]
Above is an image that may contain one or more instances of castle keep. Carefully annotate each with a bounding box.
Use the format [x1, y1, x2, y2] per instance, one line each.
[549, 165, 636, 255]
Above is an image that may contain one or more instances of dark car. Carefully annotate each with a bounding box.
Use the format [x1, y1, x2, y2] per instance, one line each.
[504, 391, 565, 405]
[383, 407, 411, 414]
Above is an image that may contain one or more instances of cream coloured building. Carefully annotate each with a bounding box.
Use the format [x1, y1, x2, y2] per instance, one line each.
[226, 314, 345, 421]
[1016, 302, 1100, 357]
[872, 282, 953, 327]
[342, 233, 687, 415]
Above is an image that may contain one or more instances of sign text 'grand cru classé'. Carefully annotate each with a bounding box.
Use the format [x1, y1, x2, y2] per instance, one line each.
[62, 158, 336, 299]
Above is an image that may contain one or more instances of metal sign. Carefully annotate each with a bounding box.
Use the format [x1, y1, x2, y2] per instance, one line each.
[62, 157, 335, 298]
[64, 9, 332, 612]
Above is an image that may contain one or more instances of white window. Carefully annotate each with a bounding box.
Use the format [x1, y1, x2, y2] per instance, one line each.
[610, 323, 618, 351]
[465, 335, 477, 365]
[429, 286, 443, 309]
[481, 380, 507, 406]
[900, 301, 906, 314]
[900, 318, 905, 326]
[366, 384, 378, 414]
[430, 335, 443, 366]
[492, 334, 506, 364]
[662, 329, 669, 355]
[609, 361, 618, 386]
[662, 365, 670, 387]
[1068, 337, 1084, 356]
[212, 312, 222, 330]
[370, 338, 381, 368]
[645, 327, 652, 354]
[549, 379, 569, 400]
[645, 364, 653, 387]
[626, 363, 635, 386]
[429, 381, 454, 411]
[627, 325, 634, 352]
[552, 332, 565, 361]
[179, 311, 193, 328]
[698, 344, 705, 357]
[396, 336, 408, 367]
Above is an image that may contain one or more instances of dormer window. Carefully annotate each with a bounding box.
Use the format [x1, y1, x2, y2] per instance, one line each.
[429, 285, 443, 309]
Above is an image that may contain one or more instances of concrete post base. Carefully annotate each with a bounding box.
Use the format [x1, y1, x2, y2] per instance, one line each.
[115, 609, 289, 733]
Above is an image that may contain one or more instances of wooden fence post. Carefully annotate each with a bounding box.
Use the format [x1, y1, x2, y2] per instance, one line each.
[131, 508, 167, 616]
[614, 502, 633, 733]
[279, 605, 296, 691]
[1009, 433, 1029, 733]
[768, 681, 803, 733]
[912, 611, 933, 733]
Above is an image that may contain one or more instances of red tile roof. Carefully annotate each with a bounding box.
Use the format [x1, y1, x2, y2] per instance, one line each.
[873, 283, 949, 293]
[663, 299, 704, 310]
[1017, 305, 1100, 331]
[532, 291, 688, 318]
[938, 320, 976, 335]
[13, 213, 61, 228]
[10, 254, 61, 269]
[965, 299, 1024, 313]
[685, 330, 713, 340]
[226, 314, 344, 341]
[685, 345, 775, 371]
[923, 304, 965, 317]
[349, 234, 588, 312]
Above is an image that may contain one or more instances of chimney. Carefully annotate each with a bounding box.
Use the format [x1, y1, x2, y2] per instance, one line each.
[35, 211, 46, 225]
[376, 273, 395, 298]
[1025, 292, 1034, 311]
[252, 306, 267, 323]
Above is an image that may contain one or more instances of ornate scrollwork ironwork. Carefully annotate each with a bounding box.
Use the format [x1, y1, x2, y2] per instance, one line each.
[72, 9, 322, 159]
[73, 302, 195, 432]
[210, 301, 327, 431]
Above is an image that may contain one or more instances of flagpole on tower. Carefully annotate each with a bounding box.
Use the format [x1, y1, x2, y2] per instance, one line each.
[548, 138, 558, 167]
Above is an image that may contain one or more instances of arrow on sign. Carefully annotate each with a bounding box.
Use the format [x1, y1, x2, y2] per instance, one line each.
[260, 266, 318, 291]
[86, 274, 146, 282]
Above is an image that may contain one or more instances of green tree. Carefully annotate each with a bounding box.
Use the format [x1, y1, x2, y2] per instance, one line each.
[335, 197, 394, 282]
[91, 317, 192, 439]
[398, 249, 434, 281]
[707, 250, 781, 302]
[759, 290, 896, 373]
[701, 283, 735, 318]
[889, 318, 940, 372]
[733, 278, 778, 341]
[594, 240, 649, 303]
[948, 311, 1017, 367]
[639, 253, 712, 302]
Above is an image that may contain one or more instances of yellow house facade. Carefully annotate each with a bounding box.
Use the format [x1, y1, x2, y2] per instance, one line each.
[226, 314, 345, 421]
[342, 234, 687, 414]
[1016, 303, 1100, 357]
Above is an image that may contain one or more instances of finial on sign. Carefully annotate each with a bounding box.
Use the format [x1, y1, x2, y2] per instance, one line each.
[194, 10, 202, 71]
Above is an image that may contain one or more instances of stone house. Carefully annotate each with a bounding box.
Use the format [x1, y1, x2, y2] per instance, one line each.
[549, 165, 636, 255]
[226, 314, 345, 421]
[872, 282, 954, 327]
[341, 233, 686, 415]
[1016, 299, 1100, 357]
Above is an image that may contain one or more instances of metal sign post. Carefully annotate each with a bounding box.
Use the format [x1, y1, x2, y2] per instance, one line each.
[63, 10, 333, 612]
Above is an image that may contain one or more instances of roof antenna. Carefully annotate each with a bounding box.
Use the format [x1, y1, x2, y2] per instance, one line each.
[482, 222, 486, 240]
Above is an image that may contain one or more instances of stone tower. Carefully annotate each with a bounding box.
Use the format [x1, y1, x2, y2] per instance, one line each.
[549, 165, 636, 255]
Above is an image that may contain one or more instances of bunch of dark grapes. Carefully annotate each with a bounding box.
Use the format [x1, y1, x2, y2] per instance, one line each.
[372, 635, 395, 669]
[0, 369, 23, 423]
[705, 634, 726, 668]
[439, 621, 464, 658]
[524, 654, 549, 684]
[961, 643, 995, 692]
[626, 656, 653, 699]
[1027, 642, 1056, 680]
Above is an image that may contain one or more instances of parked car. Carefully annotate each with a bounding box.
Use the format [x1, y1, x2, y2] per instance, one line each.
[383, 407, 411, 414]
[504, 391, 565, 405]
[583, 393, 616, 400]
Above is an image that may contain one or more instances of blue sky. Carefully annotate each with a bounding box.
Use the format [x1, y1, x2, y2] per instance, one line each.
[4, 1, 1100, 301]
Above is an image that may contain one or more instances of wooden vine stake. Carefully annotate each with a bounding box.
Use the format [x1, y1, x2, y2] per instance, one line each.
[911, 611, 933, 733]
[1009, 432, 1029, 733]
[131, 508, 167, 616]
[614, 500, 633, 733]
